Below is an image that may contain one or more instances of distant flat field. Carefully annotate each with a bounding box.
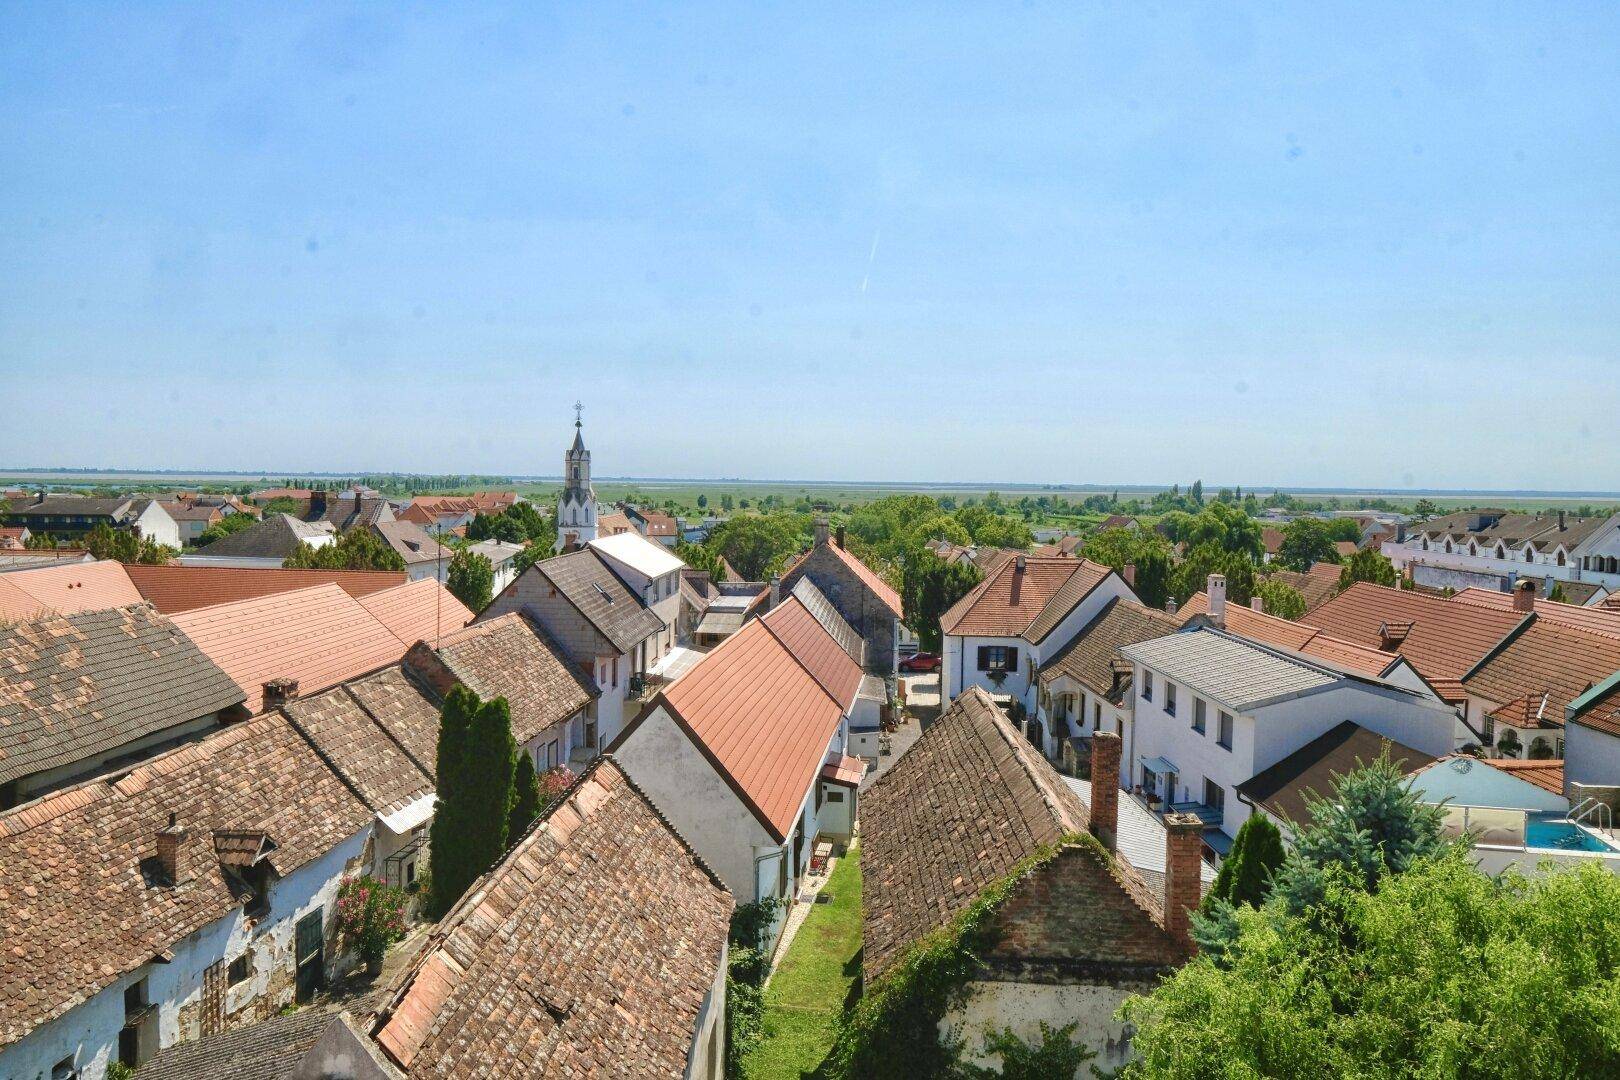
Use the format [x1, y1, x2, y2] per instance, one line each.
[2, 470, 1617, 513]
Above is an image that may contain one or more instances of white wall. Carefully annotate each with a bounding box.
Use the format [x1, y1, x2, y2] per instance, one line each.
[1, 828, 367, 1080]
[945, 979, 1150, 1075]
[133, 501, 181, 549]
[683, 942, 730, 1080]
[612, 706, 777, 902]
[1567, 722, 1620, 790]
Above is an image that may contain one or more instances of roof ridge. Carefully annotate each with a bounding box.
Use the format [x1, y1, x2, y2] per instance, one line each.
[757, 597, 847, 711]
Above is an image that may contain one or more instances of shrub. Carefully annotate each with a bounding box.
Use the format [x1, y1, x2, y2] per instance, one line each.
[335, 876, 409, 967]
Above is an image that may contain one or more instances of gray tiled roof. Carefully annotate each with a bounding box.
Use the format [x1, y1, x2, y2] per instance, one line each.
[199, 514, 334, 559]
[1120, 628, 1339, 712]
[0, 604, 245, 786]
[373, 520, 451, 565]
[533, 549, 664, 653]
[134, 1004, 338, 1080]
[1039, 597, 1181, 704]
[791, 577, 866, 665]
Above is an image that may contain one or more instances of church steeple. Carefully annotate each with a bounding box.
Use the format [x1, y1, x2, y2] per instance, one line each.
[556, 402, 597, 552]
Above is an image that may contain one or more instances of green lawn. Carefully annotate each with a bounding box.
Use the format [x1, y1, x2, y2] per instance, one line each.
[743, 851, 863, 1080]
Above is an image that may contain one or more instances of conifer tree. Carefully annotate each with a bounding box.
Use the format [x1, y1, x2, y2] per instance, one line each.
[460, 696, 517, 877]
[1204, 814, 1285, 910]
[507, 751, 541, 847]
[426, 685, 480, 918]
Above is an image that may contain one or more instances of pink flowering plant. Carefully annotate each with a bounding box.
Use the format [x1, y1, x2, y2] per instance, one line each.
[538, 765, 575, 810]
[335, 876, 409, 967]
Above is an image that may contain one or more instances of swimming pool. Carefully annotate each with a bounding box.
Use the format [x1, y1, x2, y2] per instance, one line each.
[1526, 816, 1617, 853]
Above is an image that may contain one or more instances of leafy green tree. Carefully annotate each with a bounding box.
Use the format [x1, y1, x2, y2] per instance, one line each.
[196, 512, 258, 547]
[1337, 548, 1398, 591]
[1275, 518, 1341, 570]
[696, 494, 708, 509]
[1253, 577, 1307, 620]
[1548, 582, 1569, 604]
[284, 527, 407, 572]
[24, 530, 56, 549]
[512, 542, 547, 576]
[467, 510, 527, 544]
[1081, 528, 1173, 575]
[83, 522, 176, 564]
[260, 495, 305, 516]
[507, 751, 541, 846]
[1134, 549, 1173, 610]
[901, 554, 983, 653]
[1172, 543, 1255, 606]
[1179, 502, 1264, 562]
[447, 548, 494, 611]
[953, 504, 1035, 550]
[706, 514, 805, 580]
[677, 541, 726, 582]
[1125, 852, 1620, 1078]
[1323, 517, 1364, 542]
[1412, 498, 1440, 517]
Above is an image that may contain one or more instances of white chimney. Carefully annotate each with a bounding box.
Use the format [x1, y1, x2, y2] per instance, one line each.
[1250, 597, 1264, 612]
[1207, 573, 1227, 629]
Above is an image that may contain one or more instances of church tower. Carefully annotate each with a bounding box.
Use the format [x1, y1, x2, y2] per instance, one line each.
[555, 403, 598, 552]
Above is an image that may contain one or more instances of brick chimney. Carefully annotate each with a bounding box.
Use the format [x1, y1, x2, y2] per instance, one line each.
[1122, 563, 1136, 589]
[262, 677, 300, 709]
[1165, 596, 1178, 615]
[1163, 812, 1204, 951]
[1089, 731, 1121, 850]
[156, 812, 189, 886]
[835, 525, 846, 550]
[1207, 573, 1227, 629]
[309, 489, 327, 518]
[1559, 510, 1567, 531]
[813, 517, 830, 547]
[1011, 554, 1027, 605]
[1513, 578, 1536, 613]
[353, 490, 363, 518]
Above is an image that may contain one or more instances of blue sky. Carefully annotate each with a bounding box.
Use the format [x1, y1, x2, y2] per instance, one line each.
[2, 3, 1617, 489]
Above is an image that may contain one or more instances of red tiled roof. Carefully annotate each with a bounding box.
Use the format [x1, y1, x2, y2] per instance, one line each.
[1262, 527, 1285, 555]
[821, 754, 865, 787]
[1178, 592, 1395, 678]
[171, 584, 411, 713]
[356, 578, 474, 649]
[1463, 619, 1620, 730]
[371, 759, 730, 1076]
[1482, 757, 1565, 796]
[0, 559, 142, 620]
[1299, 582, 1525, 681]
[941, 556, 1110, 640]
[123, 564, 406, 614]
[760, 596, 863, 709]
[1452, 587, 1620, 639]
[651, 619, 844, 841]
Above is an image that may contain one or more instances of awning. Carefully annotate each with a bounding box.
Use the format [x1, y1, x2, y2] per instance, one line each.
[820, 754, 866, 788]
[378, 791, 437, 835]
[1139, 755, 1179, 776]
[1202, 829, 1235, 856]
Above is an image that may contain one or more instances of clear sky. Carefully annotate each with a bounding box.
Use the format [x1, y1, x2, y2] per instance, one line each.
[2, 3, 1617, 490]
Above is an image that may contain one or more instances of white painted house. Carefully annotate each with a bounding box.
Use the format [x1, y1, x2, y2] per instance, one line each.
[941, 554, 1136, 715]
[587, 529, 686, 656]
[1120, 626, 1459, 853]
[610, 617, 861, 948]
[1384, 509, 1620, 595]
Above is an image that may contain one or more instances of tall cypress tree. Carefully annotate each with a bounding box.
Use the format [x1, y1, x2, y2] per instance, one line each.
[427, 685, 481, 918]
[507, 751, 541, 847]
[1203, 814, 1285, 910]
[460, 696, 518, 882]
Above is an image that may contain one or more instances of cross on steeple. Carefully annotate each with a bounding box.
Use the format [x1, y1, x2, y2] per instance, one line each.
[574, 400, 583, 426]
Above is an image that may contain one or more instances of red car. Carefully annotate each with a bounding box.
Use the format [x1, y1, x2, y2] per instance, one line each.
[899, 652, 940, 673]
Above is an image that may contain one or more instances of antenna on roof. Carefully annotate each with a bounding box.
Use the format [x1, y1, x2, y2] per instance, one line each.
[435, 521, 443, 649]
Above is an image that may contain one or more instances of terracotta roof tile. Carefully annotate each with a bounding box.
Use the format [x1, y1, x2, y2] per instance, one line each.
[345, 666, 443, 779]
[1262, 563, 1343, 612]
[861, 687, 1181, 984]
[0, 559, 142, 619]
[1484, 757, 1565, 796]
[1039, 598, 1181, 704]
[942, 556, 1112, 640]
[759, 596, 863, 709]
[652, 619, 844, 842]
[124, 563, 407, 614]
[370, 759, 730, 1077]
[428, 613, 596, 745]
[0, 605, 245, 787]
[0, 714, 373, 1051]
[1463, 619, 1620, 730]
[280, 680, 434, 815]
[171, 584, 412, 714]
[356, 578, 474, 648]
[1451, 587, 1620, 639]
[1299, 582, 1526, 681]
[1178, 592, 1395, 678]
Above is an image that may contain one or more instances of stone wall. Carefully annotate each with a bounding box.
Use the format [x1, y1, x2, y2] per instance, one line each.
[780, 544, 897, 676]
